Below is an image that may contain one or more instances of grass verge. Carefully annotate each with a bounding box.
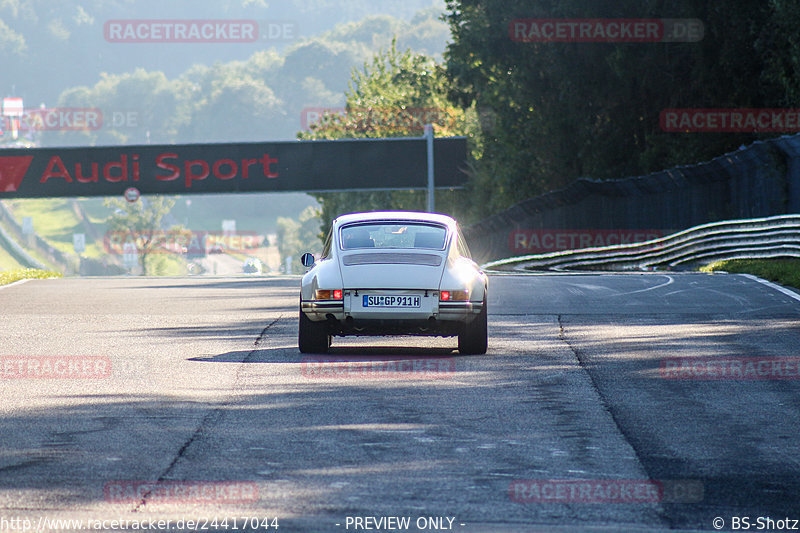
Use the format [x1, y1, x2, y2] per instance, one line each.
[4, 199, 105, 259]
[0, 269, 62, 286]
[700, 258, 800, 290]
[0, 242, 24, 270]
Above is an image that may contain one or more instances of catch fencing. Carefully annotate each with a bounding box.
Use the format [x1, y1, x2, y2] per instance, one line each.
[465, 134, 800, 264]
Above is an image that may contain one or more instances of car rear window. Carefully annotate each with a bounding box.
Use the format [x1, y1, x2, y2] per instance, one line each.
[340, 222, 447, 250]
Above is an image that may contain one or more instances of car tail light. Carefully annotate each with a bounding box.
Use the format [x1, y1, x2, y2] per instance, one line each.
[315, 289, 343, 300]
[440, 290, 469, 301]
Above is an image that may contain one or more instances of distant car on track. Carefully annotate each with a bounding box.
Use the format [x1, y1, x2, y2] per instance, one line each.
[242, 258, 263, 274]
[299, 211, 488, 354]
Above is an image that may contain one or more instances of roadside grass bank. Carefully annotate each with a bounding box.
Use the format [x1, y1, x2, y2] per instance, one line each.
[700, 258, 800, 290]
[0, 269, 62, 286]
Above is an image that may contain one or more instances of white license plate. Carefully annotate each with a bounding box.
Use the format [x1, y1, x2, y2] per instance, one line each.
[362, 295, 421, 308]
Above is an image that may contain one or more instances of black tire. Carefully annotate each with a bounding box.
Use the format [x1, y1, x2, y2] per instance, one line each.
[458, 298, 488, 355]
[299, 310, 331, 353]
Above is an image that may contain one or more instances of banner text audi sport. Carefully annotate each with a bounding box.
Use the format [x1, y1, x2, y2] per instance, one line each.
[0, 138, 467, 198]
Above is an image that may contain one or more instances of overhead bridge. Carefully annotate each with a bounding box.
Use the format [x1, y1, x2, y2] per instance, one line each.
[0, 137, 467, 198]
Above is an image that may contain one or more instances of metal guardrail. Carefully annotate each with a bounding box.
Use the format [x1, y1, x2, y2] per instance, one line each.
[0, 201, 73, 272]
[483, 215, 800, 271]
[0, 220, 47, 269]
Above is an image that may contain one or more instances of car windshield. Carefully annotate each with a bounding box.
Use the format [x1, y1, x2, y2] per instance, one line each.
[340, 222, 447, 250]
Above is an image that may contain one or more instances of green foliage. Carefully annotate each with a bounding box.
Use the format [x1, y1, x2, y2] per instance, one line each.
[0, 17, 26, 56]
[4, 3, 449, 147]
[146, 253, 189, 276]
[276, 205, 323, 273]
[43, 69, 184, 146]
[700, 258, 800, 289]
[299, 40, 478, 235]
[319, 10, 450, 57]
[103, 196, 177, 276]
[29, 12, 449, 146]
[0, 269, 61, 285]
[5, 199, 81, 253]
[443, 0, 800, 217]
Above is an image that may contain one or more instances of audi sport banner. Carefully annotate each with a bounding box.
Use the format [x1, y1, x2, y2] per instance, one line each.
[0, 137, 467, 198]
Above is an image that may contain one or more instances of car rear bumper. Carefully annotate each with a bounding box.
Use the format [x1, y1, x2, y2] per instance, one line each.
[301, 295, 483, 336]
[301, 301, 345, 314]
[438, 300, 484, 319]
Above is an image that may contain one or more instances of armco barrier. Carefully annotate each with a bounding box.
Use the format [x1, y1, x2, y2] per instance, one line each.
[484, 215, 800, 271]
[0, 219, 46, 269]
[0, 200, 73, 272]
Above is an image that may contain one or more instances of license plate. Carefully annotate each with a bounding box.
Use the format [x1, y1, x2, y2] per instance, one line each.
[362, 295, 421, 308]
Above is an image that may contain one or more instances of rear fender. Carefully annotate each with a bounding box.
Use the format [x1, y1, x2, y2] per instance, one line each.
[301, 259, 344, 301]
[439, 257, 487, 301]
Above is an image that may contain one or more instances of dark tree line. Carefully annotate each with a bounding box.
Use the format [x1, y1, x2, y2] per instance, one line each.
[443, 0, 800, 216]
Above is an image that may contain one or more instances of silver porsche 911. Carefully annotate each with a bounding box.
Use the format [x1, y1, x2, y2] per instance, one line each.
[299, 211, 488, 354]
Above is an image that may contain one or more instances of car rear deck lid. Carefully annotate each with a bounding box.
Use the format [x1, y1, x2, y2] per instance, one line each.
[342, 252, 443, 267]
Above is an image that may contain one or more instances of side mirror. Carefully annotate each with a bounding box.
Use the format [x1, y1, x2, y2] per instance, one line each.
[300, 252, 315, 268]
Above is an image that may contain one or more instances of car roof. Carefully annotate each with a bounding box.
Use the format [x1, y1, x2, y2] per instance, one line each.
[334, 211, 457, 230]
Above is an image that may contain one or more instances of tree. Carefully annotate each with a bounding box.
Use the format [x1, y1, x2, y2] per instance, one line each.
[298, 40, 478, 235]
[42, 69, 185, 147]
[276, 205, 323, 273]
[179, 72, 285, 143]
[0, 17, 26, 57]
[443, 0, 800, 216]
[103, 196, 176, 276]
[34, 6, 452, 146]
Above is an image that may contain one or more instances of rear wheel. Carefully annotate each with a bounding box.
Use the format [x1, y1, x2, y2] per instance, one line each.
[458, 298, 488, 355]
[299, 309, 331, 353]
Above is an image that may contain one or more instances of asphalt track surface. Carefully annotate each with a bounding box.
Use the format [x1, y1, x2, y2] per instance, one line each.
[1, 272, 799, 532]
